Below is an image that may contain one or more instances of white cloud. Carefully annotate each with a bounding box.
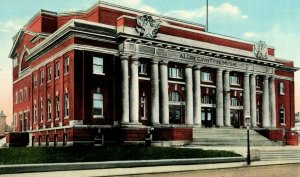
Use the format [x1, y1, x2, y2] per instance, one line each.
[0, 19, 25, 32]
[139, 5, 160, 14]
[243, 32, 257, 38]
[241, 15, 249, 19]
[105, 0, 159, 14]
[164, 3, 248, 21]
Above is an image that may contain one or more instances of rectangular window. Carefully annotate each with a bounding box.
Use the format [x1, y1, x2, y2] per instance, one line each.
[47, 66, 51, 82]
[40, 98, 44, 122]
[15, 92, 18, 104]
[279, 82, 285, 95]
[93, 93, 103, 117]
[140, 93, 146, 120]
[14, 114, 17, 127]
[93, 57, 104, 74]
[139, 63, 147, 75]
[19, 90, 23, 102]
[230, 75, 240, 85]
[64, 93, 69, 117]
[256, 77, 260, 87]
[55, 62, 60, 79]
[19, 114, 23, 131]
[47, 98, 51, 120]
[24, 87, 27, 101]
[168, 67, 183, 79]
[40, 70, 44, 85]
[64, 57, 69, 74]
[280, 108, 285, 124]
[34, 74, 37, 87]
[56, 96, 60, 119]
[33, 103, 37, 123]
[256, 106, 260, 123]
[201, 72, 212, 82]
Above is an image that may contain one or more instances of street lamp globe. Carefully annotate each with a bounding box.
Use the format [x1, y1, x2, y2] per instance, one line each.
[245, 114, 251, 127]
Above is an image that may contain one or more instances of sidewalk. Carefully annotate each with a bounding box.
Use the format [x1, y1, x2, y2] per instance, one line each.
[0, 157, 245, 174]
[1, 159, 300, 177]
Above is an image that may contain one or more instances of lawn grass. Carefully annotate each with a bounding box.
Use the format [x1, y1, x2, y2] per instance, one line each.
[0, 146, 241, 165]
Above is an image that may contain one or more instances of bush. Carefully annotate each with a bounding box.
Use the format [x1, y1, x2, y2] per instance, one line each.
[0, 146, 241, 165]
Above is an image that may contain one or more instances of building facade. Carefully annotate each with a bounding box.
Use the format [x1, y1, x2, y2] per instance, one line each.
[8, 1, 298, 146]
[0, 111, 7, 137]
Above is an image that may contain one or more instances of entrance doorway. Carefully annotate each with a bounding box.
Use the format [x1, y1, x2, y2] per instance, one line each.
[230, 109, 243, 128]
[169, 105, 183, 124]
[201, 108, 215, 127]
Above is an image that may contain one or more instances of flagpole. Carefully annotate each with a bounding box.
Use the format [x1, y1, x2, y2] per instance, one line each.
[206, 0, 208, 32]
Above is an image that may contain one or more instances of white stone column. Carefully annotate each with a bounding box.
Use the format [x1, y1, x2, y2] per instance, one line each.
[129, 57, 140, 124]
[193, 66, 201, 125]
[150, 60, 160, 125]
[243, 72, 251, 127]
[216, 68, 224, 127]
[224, 70, 231, 127]
[250, 74, 257, 127]
[160, 61, 169, 125]
[120, 56, 129, 124]
[269, 76, 276, 128]
[185, 65, 193, 125]
[262, 75, 270, 128]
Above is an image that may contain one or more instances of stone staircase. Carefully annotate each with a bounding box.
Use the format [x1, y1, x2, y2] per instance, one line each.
[186, 128, 282, 147]
[0, 136, 6, 148]
[260, 150, 300, 161]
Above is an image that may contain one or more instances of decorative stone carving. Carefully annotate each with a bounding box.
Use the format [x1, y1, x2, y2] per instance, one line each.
[136, 15, 161, 38]
[254, 41, 268, 59]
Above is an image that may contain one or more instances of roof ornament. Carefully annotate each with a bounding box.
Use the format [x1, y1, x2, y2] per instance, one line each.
[136, 15, 161, 38]
[253, 41, 268, 59]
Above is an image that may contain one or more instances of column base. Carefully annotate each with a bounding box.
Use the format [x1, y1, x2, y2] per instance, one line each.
[121, 122, 143, 128]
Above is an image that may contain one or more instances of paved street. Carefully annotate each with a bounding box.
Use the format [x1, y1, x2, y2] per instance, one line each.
[2, 162, 300, 177]
[127, 164, 300, 177]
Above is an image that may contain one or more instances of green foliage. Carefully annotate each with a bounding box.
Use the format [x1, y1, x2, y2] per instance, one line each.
[0, 146, 241, 165]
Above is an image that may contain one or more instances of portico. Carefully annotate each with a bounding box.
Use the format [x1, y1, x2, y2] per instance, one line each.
[118, 39, 280, 129]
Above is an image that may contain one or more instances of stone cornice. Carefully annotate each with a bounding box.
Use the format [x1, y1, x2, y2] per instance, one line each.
[119, 38, 282, 68]
[25, 19, 117, 62]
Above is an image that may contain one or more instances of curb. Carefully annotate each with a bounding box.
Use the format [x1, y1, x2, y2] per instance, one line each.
[0, 157, 245, 174]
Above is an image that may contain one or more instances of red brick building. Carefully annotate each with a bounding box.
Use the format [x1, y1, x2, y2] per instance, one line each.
[8, 1, 298, 146]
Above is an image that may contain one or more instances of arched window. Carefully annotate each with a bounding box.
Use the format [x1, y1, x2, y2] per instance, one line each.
[230, 97, 240, 106]
[169, 91, 182, 101]
[201, 95, 213, 104]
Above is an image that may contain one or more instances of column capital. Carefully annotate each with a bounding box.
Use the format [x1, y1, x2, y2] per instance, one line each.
[151, 59, 160, 64]
[186, 64, 193, 68]
[263, 75, 270, 80]
[250, 73, 257, 78]
[224, 69, 231, 74]
[193, 65, 202, 70]
[131, 55, 140, 61]
[244, 72, 250, 76]
[160, 60, 168, 65]
[217, 68, 224, 72]
[269, 75, 275, 81]
[120, 55, 130, 60]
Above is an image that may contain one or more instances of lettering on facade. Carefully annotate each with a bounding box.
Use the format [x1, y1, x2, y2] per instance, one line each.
[138, 45, 155, 55]
[179, 53, 237, 67]
[156, 49, 167, 57]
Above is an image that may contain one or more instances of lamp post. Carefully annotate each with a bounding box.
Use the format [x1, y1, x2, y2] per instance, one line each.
[245, 115, 251, 165]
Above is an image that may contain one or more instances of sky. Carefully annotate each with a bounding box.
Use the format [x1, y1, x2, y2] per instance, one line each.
[0, 0, 300, 124]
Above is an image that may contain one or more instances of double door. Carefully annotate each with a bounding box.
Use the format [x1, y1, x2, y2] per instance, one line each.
[201, 108, 215, 127]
